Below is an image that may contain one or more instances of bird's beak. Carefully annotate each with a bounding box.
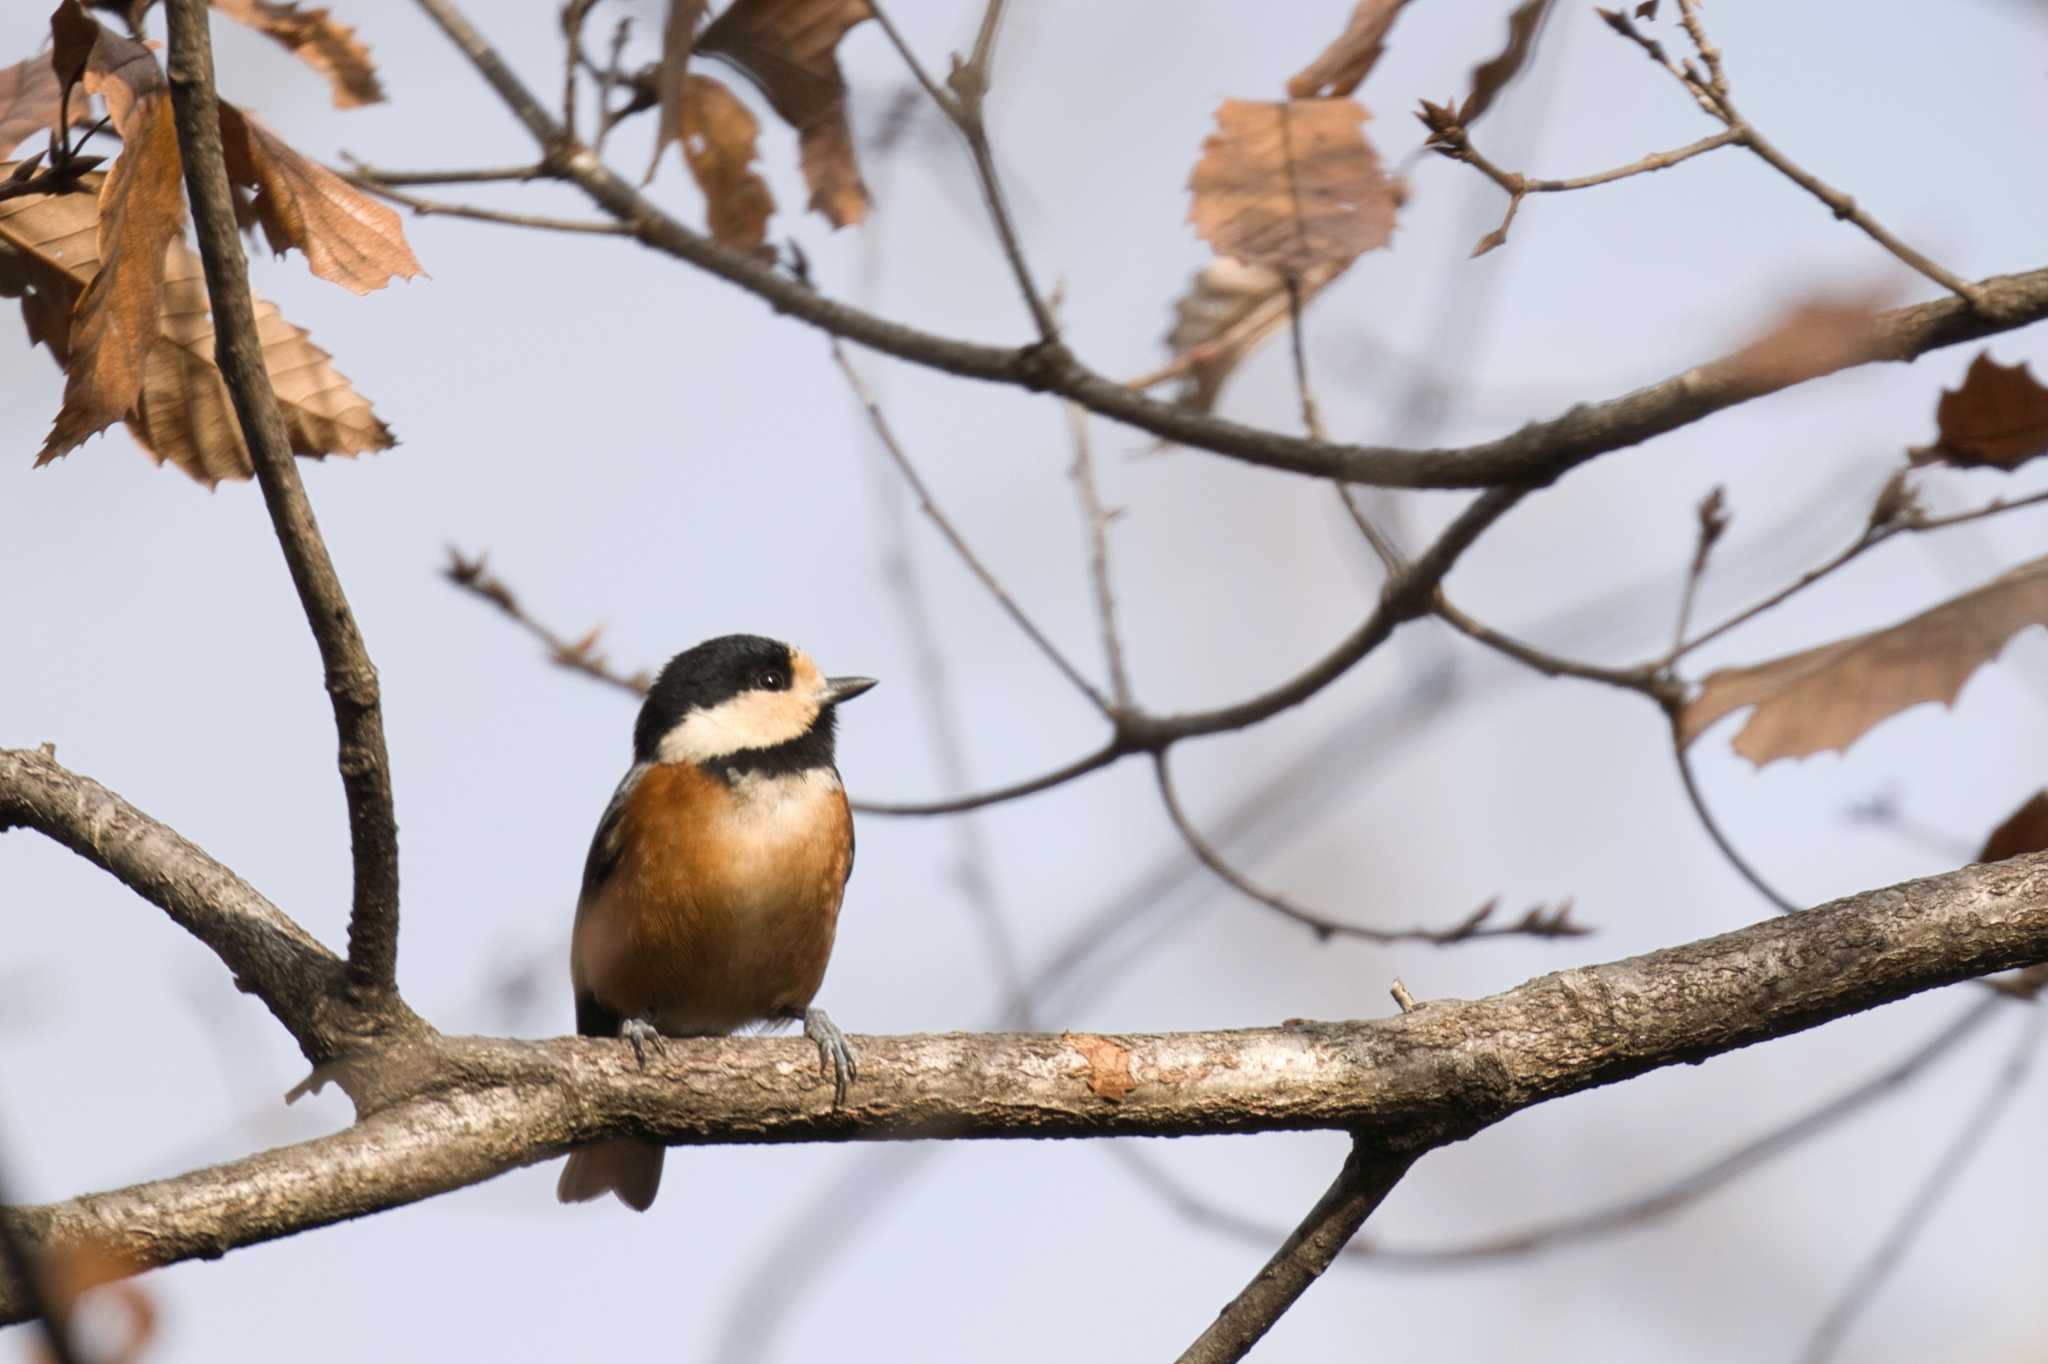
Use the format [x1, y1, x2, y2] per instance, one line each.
[823, 675, 878, 705]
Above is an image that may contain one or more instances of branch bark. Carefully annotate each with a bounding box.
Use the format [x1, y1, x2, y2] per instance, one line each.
[164, 0, 402, 997]
[6, 850, 2046, 1323]
[409, 0, 2048, 494]
[0, 747, 340, 1051]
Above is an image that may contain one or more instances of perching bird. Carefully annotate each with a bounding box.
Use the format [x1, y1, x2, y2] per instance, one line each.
[556, 634, 875, 1211]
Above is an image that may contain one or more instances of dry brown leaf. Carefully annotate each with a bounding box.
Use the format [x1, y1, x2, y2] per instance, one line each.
[697, 0, 872, 227]
[1065, 1034, 1135, 1102]
[218, 101, 421, 293]
[209, 0, 385, 108]
[1459, 0, 1556, 125]
[647, 0, 709, 177]
[1188, 98, 1396, 275]
[1721, 291, 1885, 393]
[1980, 790, 2048, 864]
[1907, 352, 2048, 473]
[1150, 256, 1347, 413]
[0, 52, 69, 155]
[1288, 0, 1417, 99]
[671, 73, 773, 253]
[0, 168, 395, 483]
[46, 15, 185, 460]
[1680, 554, 2048, 764]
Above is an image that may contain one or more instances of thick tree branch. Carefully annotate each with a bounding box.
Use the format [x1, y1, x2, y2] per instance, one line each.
[6, 851, 2047, 1321]
[1177, 1140, 1412, 1364]
[0, 748, 340, 1050]
[164, 0, 402, 997]
[407, 0, 2048, 493]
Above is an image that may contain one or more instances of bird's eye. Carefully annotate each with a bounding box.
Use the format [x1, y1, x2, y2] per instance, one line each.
[758, 668, 787, 690]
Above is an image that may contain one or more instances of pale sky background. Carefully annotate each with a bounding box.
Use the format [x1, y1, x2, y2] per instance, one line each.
[6, 2, 2048, 1361]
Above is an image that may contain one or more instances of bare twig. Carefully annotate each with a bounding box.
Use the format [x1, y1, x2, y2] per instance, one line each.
[408, 0, 2048, 492]
[1284, 273, 1327, 442]
[343, 160, 551, 186]
[349, 176, 630, 235]
[165, 0, 403, 997]
[1670, 485, 1728, 652]
[1152, 750, 1587, 946]
[1433, 594, 1674, 698]
[1797, 1007, 2044, 1364]
[1176, 1140, 1414, 1364]
[1066, 404, 1132, 710]
[443, 549, 651, 696]
[1671, 732, 1802, 915]
[829, 339, 1110, 713]
[1600, 4, 1986, 309]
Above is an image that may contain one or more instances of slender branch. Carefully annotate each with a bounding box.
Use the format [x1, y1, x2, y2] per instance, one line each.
[1671, 732, 1801, 915]
[1798, 1007, 2044, 1364]
[1603, 4, 1985, 309]
[1153, 750, 1586, 945]
[854, 741, 1124, 815]
[1066, 404, 1133, 710]
[7, 849, 2048, 1321]
[342, 160, 550, 186]
[165, 0, 402, 997]
[0, 747, 342, 1053]
[829, 339, 1110, 713]
[349, 176, 630, 235]
[1176, 1140, 1413, 1364]
[443, 549, 651, 697]
[408, 0, 2048, 492]
[1433, 594, 1672, 697]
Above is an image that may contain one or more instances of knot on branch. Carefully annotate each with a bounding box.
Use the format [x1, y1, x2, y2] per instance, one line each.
[1013, 338, 1074, 393]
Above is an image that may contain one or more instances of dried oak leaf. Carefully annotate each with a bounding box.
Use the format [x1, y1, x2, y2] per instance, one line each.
[1679, 554, 2048, 764]
[698, 0, 872, 228]
[670, 74, 773, 253]
[0, 167, 395, 483]
[1188, 98, 1396, 275]
[0, 51, 78, 156]
[1150, 256, 1347, 413]
[1720, 291, 1885, 394]
[1458, 0, 1556, 126]
[209, 0, 385, 108]
[1980, 790, 2048, 864]
[647, 0, 709, 174]
[1287, 0, 1418, 99]
[1907, 352, 2048, 473]
[45, 14, 186, 461]
[217, 101, 421, 293]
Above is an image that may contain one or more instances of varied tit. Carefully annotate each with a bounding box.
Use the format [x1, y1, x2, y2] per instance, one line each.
[556, 634, 876, 1212]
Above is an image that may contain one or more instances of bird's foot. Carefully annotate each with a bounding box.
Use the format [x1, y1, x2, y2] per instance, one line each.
[621, 1014, 664, 1070]
[802, 1008, 857, 1107]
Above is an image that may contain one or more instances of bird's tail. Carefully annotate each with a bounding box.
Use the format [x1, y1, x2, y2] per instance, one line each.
[557, 1139, 664, 1211]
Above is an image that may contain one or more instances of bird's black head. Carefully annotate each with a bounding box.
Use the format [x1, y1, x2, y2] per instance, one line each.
[632, 634, 876, 774]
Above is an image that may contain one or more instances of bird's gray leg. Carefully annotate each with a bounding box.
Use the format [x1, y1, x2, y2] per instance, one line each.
[801, 1007, 857, 1107]
[621, 1013, 664, 1069]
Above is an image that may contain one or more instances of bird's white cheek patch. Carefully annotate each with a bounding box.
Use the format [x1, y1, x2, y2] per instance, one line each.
[655, 689, 818, 763]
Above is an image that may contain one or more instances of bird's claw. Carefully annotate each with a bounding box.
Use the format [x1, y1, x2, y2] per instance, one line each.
[803, 1008, 857, 1108]
[621, 1015, 664, 1070]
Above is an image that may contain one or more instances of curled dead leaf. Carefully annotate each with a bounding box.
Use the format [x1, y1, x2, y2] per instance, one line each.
[1142, 256, 1347, 413]
[1287, 0, 1418, 100]
[1066, 1033, 1135, 1102]
[1907, 352, 2048, 473]
[217, 102, 422, 293]
[0, 52, 77, 156]
[0, 167, 396, 482]
[1980, 790, 2048, 865]
[1459, 0, 1556, 125]
[697, 0, 872, 228]
[648, 0, 709, 174]
[1680, 554, 2048, 764]
[1188, 98, 1396, 275]
[210, 0, 386, 108]
[668, 73, 774, 254]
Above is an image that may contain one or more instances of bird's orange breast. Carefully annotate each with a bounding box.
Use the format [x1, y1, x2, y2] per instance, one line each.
[570, 762, 853, 1036]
